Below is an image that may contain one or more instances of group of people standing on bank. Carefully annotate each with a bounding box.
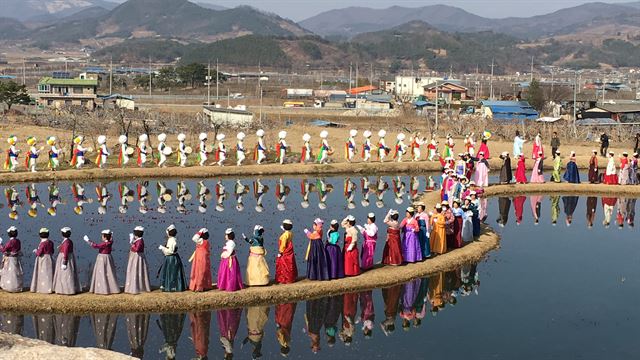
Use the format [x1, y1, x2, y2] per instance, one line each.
[0, 193, 486, 294]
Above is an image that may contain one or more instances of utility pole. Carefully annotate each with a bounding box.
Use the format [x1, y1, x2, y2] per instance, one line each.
[22, 58, 25, 85]
[355, 63, 359, 111]
[216, 58, 219, 102]
[148, 57, 152, 97]
[435, 79, 439, 131]
[489, 59, 495, 100]
[207, 61, 211, 105]
[258, 61, 262, 122]
[348, 63, 352, 93]
[530, 56, 534, 83]
[573, 70, 578, 137]
[109, 56, 113, 95]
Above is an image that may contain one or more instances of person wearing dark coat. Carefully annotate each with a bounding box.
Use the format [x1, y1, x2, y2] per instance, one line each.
[499, 152, 512, 184]
[600, 132, 609, 157]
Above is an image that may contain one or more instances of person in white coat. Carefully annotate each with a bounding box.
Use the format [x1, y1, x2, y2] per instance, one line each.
[377, 130, 387, 163]
[5, 135, 20, 172]
[301, 133, 312, 163]
[177, 133, 188, 167]
[118, 135, 130, 167]
[137, 134, 149, 167]
[362, 130, 372, 162]
[26, 136, 41, 172]
[277, 131, 287, 165]
[255, 129, 266, 164]
[395, 133, 407, 162]
[46, 136, 62, 171]
[236, 132, 246, 166]
[157, 133, 169, 167]
[318, 130, 331, 164]
[95, 135, 109, 169]
[73, 136, 87, 169]
[346, 129, 357, 162]
[198, 133, 208, 167]
[216, 133, 226, 166]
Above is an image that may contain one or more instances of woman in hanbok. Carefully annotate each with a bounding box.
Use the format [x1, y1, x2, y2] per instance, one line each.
[630, 153, 639, 185]
[532, 132, 543, 159]
[124, 226, 150, 294]
[356, 213, 378, 271]
[400, 207, 422, 263]
[552, 151, 562, 183]
[30, 227, 54, 293]
[53, 227, 80, 295]
[603, 151, 619, 185]
[275, 302, 296, 356]
[342, 215, 360, 276]
[429, 204, 447, 255]
[158, 224, 187, 292]
[84, 229, 120, 295]
[189, 311, 210, 359]
[530, 151, 545, 183]
[243, 225, 270, 286]
[451, 200, 465, 248]
[304, 218, 329, 280]
[218, 308, 242, 360]
[125, 313, 149, 358]
[563, 151, 581, 184]
[276, 219, 298, 284]
[381, 284, 402, 335]
[158, 313, 184, 359]
[217, 229, 244, 292]
[382, 210, 403, 265]
[0, 226, 23, 292]
[415, 203, 431, 258]
[588, 150, 599, 183]
[325, 220, 344, 279]
[243, 306, 270, 359]
[515, 154, 527, 183]
[461, 197, 475, 242]
[189, 228, 212, 292]
[619, 152, 630, 185]
[473, 152, 489, 187]
[478, 137, 490, 159]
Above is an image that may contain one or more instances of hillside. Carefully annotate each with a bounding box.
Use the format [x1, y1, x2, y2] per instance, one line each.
[300, 2, 640, 39]
[0, 0, 116, 21]
[24, 0, 310, 46]
[0, 17, 29, 39]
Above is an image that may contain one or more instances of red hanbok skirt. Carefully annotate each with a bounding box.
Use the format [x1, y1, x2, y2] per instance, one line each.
[276, 250, 298, 284]
[343, 237, 360, 276]
[382, 228, 403, 265]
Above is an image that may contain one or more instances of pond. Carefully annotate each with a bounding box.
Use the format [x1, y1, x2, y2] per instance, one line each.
[3, 177, 640, 358]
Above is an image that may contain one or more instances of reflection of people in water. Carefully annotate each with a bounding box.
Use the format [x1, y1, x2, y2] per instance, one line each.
[217, 308, 242, 360]
[118, 183, 134, 214]
[189, 311, 210, 360]
[275, 302, 296, 356]
[626, 198, 636, 227]
[177, 181, 192, 214]
[375, 177, 389, 209]
[409, 176, 420, 200]
[586, 197, 597, 228]
[55, 315, 80, 347]
[412, 278, 429, 327]
[429, 271, 445, 314]
[344, 177, 356, 210]
[306, 297, 327, 353]
[359, 290, 375, 337]
[0, 313, 23, 335]
[71, 182, 92, 215]
[48, 182, 61, 217]
[380, 284, 402, 336]
[513, 195, 525, 225]
[361, 177, 372, 207]
[243, 306, 269, 359]
[530, 195, 542, 225]
[95, 182, 110, 215]
[317, 179, 332, 210]
[602, 197, 617, 228]
[32, 314, 55, 344]
[392, 176, 405, 205]
[92, 313, 118, 349]
[324, 295, 343, 346]
[215, 180, 226, 212]
[400, 279, 420, 331]
[340, 292, 357, 345]
[616, 198, 627, 229]
[550, 196, 560, 225]
[275, 178, 290, 212]
[125, 313, 149, 358]
[198, 181, 211, 214]
[562, 196, 579, 226]
[157, 313, 185, 360]
[253, 179, 268, 213]
[137, 181, 150, 214]
[5, 186, 21, 220]
[25, 183, 42, 218]
[156, 181, 172, 214]
[496, 197, 511, 227]
[233, 180, 247, 212]
[301, 179, 312, 209]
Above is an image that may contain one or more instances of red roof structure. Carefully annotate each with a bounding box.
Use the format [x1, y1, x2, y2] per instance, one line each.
[348, 85, 377, 95]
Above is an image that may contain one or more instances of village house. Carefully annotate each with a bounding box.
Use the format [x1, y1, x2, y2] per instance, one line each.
[37, 77, 98, 110]
[394, 76, 443, 100]
[423, 81, 469, 104]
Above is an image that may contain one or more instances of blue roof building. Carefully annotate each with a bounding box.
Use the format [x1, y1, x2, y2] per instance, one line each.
[481, 100, 539, 121]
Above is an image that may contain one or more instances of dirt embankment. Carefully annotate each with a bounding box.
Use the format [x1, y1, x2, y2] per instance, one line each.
[0, 332, 133, 359]
[0, 190, 500, 314]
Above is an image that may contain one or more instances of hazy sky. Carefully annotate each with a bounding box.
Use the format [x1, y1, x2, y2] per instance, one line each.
[195, 0, 634, 21]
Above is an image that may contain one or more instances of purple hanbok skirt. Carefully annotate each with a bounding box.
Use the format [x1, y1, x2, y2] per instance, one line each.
[401, 229, 422, 263]
[53, 253, 81, 295]
[124, 252, 151, 294]
[307, 240, 329, 280]
[360, 239, 376, 270]
[217, 255, 244, 291]
[0, 256, 23, 292]
[324, 243, 344, 279]
[30, 254, 53, 294]
[90, 254, 120, 295]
